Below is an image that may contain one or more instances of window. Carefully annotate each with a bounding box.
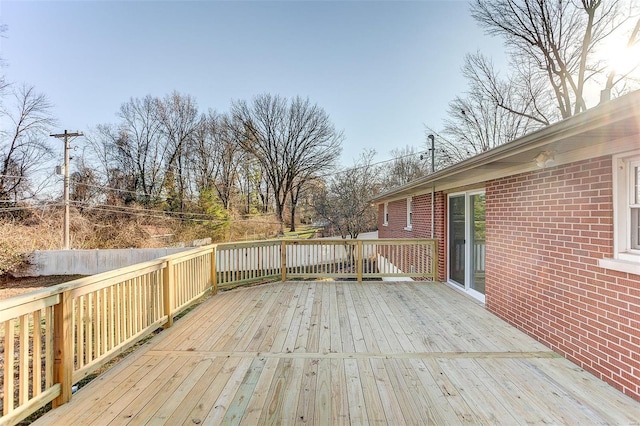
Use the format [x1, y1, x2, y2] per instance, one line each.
[630, 159, 640, 250]
[599, 151, 640, 274]
[405, 197, 413, 230]
[383, 203, 389, 226]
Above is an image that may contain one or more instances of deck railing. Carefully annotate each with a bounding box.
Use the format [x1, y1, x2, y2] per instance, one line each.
[0, 238, 436, 424]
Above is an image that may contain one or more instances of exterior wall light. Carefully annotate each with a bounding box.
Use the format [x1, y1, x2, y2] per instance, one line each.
[535, 150, 555, 168]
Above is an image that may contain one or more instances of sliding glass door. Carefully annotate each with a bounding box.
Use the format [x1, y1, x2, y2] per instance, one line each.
[449, 195, 466, 286]
[448, 191, 486, 301]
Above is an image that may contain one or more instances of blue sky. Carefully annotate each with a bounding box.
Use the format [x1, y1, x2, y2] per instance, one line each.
[0, 0, 506, 167]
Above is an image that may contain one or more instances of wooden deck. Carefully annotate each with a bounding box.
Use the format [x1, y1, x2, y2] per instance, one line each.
[35, 281, 640, 425]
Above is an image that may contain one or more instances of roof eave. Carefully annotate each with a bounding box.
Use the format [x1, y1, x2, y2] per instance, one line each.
[371, 90, 640, 204]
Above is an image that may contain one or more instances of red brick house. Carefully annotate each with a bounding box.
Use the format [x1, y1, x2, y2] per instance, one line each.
[372, 90, 640, 401]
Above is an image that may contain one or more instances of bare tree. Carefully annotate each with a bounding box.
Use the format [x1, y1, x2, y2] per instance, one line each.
[155, 91, 201, 213]
[70, 163, 101, 208]
[188, 111, 244, 211]
[0, 84, 56, 203]
[380, 145, 428, 191]
[230, 94, 342, 232]
[0, 25, 8, 97]
[99, 96, 166, 206]
[433, 54, 549, 164]
[314, 150, 379, 239]
[604, 16, 640, 97]
[471, 0, 639, 118]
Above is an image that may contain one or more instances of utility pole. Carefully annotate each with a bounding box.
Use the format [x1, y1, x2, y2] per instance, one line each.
[428, 134, 435, 173]
[50, 130, 83, 250]
[428, 134, 435, 239]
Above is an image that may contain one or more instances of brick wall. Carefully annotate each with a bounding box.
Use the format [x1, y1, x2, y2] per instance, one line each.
[485, 156, 640, 400]
[378, 193, 446, 281]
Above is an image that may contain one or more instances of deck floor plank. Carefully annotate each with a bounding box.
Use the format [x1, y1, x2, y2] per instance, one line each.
[438, 357, 520, 425]
[152, 288, 247, 351]
[330, 358, 349, 425]
[238, 356, 279, 425]
[304, 281, 323, 354]
[342, 284, 367, 353]
[127, 356, 213, 425]
[343, 358, 369, 424]
[355, 358, 388, 423]
[223, 285, 283, 353]
[280, 285, 309, 354]
[182, 356, 243, 424]
[248, 284, 297, 353]
[260, 357, 305, 424]
[477, 358, 577, 424]
[317, 283, 332, 354]
[335, 284, 355, 354]
[368, 358, 406, 423]
[34, 281, 640, 425]
[351, 283, 393, 353]
[295, 355, 319, 424]
[162, 356, 229, 425]
[313, 358, 332, 425]
[293, 283, 316, 353]
[202, 357, 254, 425]
[270, 284, 305, 354]
[73, 354, 178, 425]
[222, 356, 266, 425]
[100, 355, 190, 426]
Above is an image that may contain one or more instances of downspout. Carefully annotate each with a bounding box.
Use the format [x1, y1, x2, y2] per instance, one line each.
[431, 187, 435, 238]
[428, 134, 435, 239]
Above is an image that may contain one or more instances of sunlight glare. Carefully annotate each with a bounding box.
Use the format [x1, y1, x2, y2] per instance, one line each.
[603, 41, 640, 76]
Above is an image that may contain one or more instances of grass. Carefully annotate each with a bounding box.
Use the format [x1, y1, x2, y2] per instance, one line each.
[280, 226, 323, 239]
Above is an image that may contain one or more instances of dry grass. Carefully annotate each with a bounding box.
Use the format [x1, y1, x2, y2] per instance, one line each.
[0, 208, 284, 280]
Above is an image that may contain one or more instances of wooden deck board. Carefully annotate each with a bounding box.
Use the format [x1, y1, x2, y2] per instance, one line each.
[34, 281, 640, 425]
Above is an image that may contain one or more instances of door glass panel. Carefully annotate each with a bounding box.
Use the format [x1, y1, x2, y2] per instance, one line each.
[449, 195, 465, 286]
[470, 194, 486, 294]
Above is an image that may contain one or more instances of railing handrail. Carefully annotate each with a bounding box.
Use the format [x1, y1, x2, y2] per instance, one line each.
[0, 237, 437, 424]
[0, 257, 171, 310]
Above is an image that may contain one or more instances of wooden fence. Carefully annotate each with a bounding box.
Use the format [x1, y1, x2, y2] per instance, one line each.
[0, 238, 436, 424]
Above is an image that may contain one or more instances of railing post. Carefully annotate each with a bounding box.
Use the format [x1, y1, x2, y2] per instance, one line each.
[163, 259, 174, 328]
[433, 240, 439, 281]
[356, 240, 363, 283]
[281, 240, 287, 282]
[53, 290, 73, 407]
[210, 246, 218, 295]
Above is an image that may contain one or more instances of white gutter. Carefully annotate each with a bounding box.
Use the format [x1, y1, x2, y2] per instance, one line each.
[370, 90, 640, 204]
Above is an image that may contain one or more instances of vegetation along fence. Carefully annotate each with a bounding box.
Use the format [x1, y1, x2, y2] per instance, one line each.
[0, 238, 436, 424]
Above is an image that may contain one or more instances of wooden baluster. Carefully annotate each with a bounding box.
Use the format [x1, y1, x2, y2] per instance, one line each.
[53, 290, 74, 407]
[163, 259, 175, 329]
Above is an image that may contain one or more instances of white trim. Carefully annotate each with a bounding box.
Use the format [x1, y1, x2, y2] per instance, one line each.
[447, 190, 486, 302]
[608, 150, 640, 272]
[598, 258, 640, 275]
[406, 197, 413, 229]
[382, 202, 389, 227]
[467, 287, 486, 304]
[444, 280, 486, 304]
[371, 92, 640, 203]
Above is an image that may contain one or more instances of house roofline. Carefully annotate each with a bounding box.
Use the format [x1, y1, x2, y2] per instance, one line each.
[371, 90, 640, 204]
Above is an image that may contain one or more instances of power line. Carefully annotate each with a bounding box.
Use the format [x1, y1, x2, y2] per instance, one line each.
[67, 199, 219, 218]
[3, 139, 432, 213]
[0, 203, 65, 212]
[64, 200, 283, 225]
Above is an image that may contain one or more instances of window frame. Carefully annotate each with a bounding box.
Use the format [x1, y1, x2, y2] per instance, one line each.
[383, 202, 389, 226]
[628, 158, 640, 252]
[599, 151, 640, 275]
[404, 197, 413, 230]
